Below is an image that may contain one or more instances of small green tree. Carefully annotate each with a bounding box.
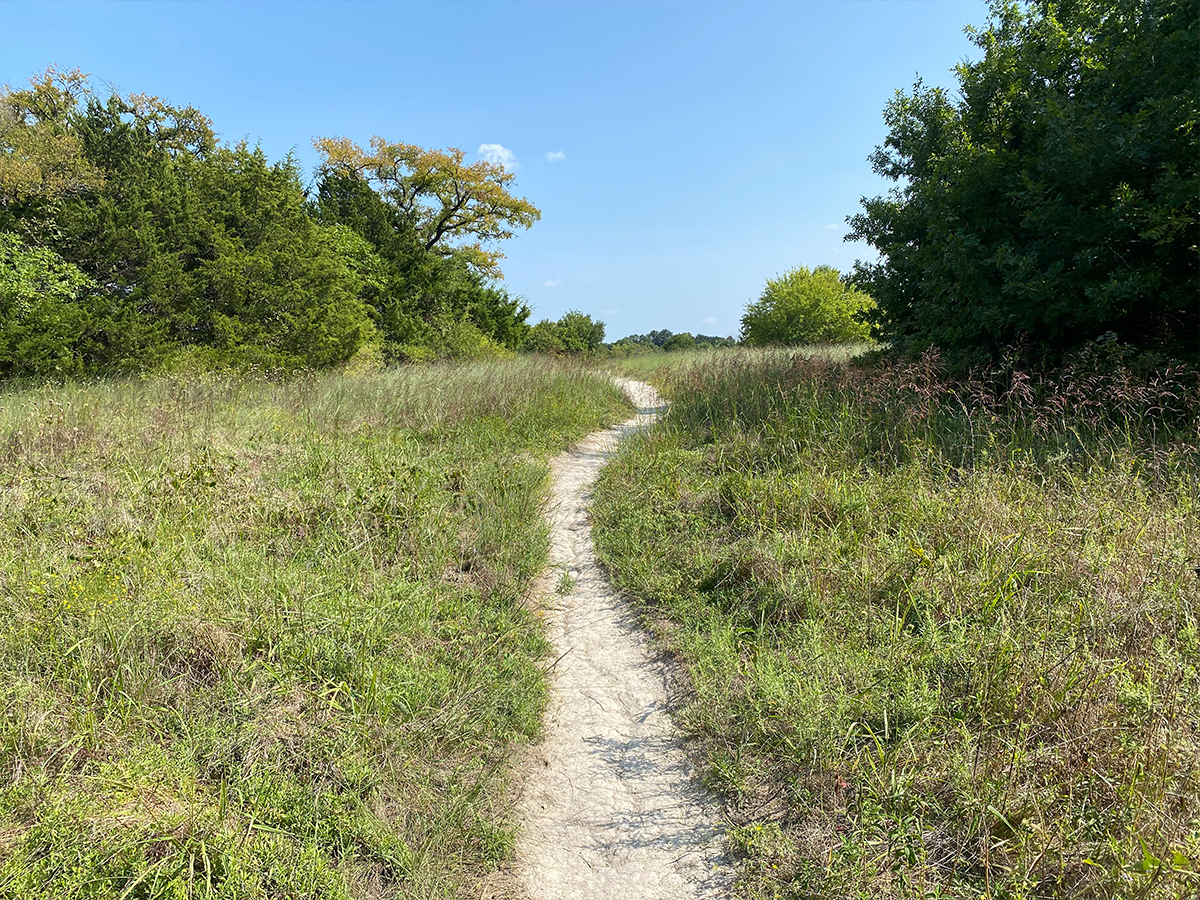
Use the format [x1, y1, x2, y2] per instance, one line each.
[521, 311, 605, 354]
[556, 310, 605, 353]
[741, 266, 873, 346]
[522, 319, 565, 353]
[662, 332, 695, 352]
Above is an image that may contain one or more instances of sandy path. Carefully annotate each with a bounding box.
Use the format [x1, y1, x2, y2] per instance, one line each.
[514, 378, 731, 899]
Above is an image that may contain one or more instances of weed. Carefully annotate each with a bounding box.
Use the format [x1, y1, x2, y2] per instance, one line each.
[556, 570, 576, 596]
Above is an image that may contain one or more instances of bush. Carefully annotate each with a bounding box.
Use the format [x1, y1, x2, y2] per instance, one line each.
[741, 265, 873, 346]
[520, 311, 605, 355]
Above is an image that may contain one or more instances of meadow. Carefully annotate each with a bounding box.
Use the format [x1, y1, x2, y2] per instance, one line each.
[0, 358, 629, 899]
[593, 347, 1200, 899]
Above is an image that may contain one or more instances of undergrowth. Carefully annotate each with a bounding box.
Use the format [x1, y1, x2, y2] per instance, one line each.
[0, 357, 629, 899]
[592, 347, 1200, 899]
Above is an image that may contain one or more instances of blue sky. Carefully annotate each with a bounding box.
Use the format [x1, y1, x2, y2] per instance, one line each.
[1, 0, 989, 340]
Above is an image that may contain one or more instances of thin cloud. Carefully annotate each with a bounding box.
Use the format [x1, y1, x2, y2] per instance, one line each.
[824, 223, 840, 230]
[478, 143, 518, 170]
[544, 279, 562, 288]
[546, 150, 566, 162]
[702, 317, 717, 325]
[601, 309, 618, 316]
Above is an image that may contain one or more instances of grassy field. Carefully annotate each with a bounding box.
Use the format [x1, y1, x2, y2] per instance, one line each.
[592, 348, 1200, 899]
[0, 358, 629, 899]
[601, 345, 868, 389]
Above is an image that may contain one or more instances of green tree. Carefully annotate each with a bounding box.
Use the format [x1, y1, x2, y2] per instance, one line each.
[0, 233, 94, 376]
[522, 319, 566, 354]
[0, 67, 103, 220]
[662, 332, 695, 352]
[848, 0, 1199, 362]
[314, 168, 532, 356]
[741, 266, 874, 346]
[521, 311, 605, 354]
[48, 92, 377, 370]
[556, 311, 606, 353]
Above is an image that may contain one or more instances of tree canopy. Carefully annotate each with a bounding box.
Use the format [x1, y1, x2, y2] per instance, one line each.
[313, 136, 541, 279]
[0, 68, 541, 376]
[741, 265, 874, 346]
[848, 0, 1198, 363]
[521, 311, 606, 354]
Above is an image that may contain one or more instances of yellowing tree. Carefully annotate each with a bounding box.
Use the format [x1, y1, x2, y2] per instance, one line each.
[313, 136, 540, 278]
[0, 67, 103, 205]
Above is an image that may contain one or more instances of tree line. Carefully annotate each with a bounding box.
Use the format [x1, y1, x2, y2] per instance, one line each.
[0, 68, 550, 377]
[3, 0, 1194, 377]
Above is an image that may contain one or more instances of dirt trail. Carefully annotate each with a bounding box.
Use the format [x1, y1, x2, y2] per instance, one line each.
[514, 378, 730, 899]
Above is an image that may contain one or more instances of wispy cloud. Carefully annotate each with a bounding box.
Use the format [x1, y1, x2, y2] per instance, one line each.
[544, 279, 562, 288]
[601, 309, 618, 316]
[545, 149, 566, 163]
[478, 143, 518, 170]
[702, 317, 717, 325]
[824, 223, 840, 230]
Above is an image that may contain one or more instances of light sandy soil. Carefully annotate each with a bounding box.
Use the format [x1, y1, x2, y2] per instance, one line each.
[513, 378, 732, 899]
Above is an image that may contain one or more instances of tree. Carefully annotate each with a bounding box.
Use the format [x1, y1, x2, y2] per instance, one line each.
[0, 233, 94, 376]
[0, 67, 543, 372]
[313, 168, 533, 355]
[848, 0, 1198, 362]
[313, 136, 540, 279]
[46, 91, 377, 370]
[662, 332, 695, 352]
[741, 266, 874, 346]
[556, 311, 605, 353]
[522, 319, 566, 354]
[0, 67, 103, 217]
[520, 311, 605, 354]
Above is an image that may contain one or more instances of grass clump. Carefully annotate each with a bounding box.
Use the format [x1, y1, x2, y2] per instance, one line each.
[591, 347, 1200, 899]
[0, 357, 629, 899]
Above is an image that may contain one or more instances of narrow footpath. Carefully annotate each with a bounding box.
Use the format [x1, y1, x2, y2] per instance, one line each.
[514, 378, 731, 899]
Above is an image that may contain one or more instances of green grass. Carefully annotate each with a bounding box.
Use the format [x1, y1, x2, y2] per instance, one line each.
[591, 347, 1200, 899]
[601, 346, 870, 392]
[0, 358, 629, 899]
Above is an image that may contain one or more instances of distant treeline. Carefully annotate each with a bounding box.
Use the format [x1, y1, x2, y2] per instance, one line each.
[607, 331, 736, 355]
[0, 69, 544, 377]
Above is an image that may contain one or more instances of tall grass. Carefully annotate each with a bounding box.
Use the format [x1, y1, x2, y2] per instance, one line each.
[602, 346, 868, 390]
[592, 348, 1200, 899]
[0, 358, 629, 899]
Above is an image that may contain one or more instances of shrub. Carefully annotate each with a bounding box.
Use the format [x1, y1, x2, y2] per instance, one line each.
[0, 234, 93, 377]
[741, 265, 874, 346]
[520, 311, 605, 355]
